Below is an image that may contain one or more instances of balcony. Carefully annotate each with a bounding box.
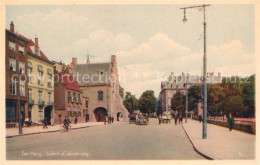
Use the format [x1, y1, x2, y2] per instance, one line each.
[38, 100, 45, 107]
[28, 99, 34, 106]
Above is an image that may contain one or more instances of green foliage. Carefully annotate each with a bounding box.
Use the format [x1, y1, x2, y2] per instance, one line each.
[188, 85, 201, 111]
[119, 85, 124, 98]
[171, 91, 186, 113]
[123, 92, 138, 114]
[188, 75, 255, 117]
[138, 90, 157, 115]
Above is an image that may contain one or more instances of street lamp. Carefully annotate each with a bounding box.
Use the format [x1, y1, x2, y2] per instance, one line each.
[181, 4, 210, 139]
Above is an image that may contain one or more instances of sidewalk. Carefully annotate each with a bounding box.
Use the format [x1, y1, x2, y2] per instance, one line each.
[6, 122, 105, 138]
[182, 119, 255, 160]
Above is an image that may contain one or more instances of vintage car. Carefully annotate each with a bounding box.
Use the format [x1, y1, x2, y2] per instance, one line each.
[129, 113, 137, 124]
[161, 113, 171, 123]
[136, 113, 149, 125]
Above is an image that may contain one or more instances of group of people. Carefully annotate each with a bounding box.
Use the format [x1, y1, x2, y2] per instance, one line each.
[174, 114, 183, 125]
[42, 116, 71, 132]
[104, 116, 114, 125]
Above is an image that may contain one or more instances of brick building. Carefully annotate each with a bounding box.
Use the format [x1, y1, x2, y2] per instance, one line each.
[5, 22, 29, 123]
[71, 55, 128, 122]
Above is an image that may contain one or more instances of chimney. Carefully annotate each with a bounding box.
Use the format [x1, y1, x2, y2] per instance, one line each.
[35, 37, 38, 47]
[218, 72, 221, 78]
[10, 21, 14, 33]
[86, 55, 90, 64]
[111, 55, 116, 62]
[72, 58, 77, 65]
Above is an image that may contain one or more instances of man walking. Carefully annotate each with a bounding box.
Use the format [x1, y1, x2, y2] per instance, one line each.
[227, 113, 234, 131]
[179, 114, 183, 124]
[43, 117, 48, 129]
[64, 116, 70, 132]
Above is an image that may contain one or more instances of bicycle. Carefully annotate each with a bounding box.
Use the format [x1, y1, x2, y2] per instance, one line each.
[60, 124, 71, 133]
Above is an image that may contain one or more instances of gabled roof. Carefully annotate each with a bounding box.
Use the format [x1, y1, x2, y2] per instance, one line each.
[60, 73, 80, 92]
[18, 33, 49, 61]
[73, 62, 112, 85]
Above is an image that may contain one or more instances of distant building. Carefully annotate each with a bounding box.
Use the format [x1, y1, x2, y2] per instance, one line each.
[53, 72, 86, 124]
[71, 55, 129, 122]
[18, 32, 54, 124]
[159, 72, 222, 112]
[5, 22, 29, 123]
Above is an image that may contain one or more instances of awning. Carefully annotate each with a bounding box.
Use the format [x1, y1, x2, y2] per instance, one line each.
[47, 69, 53, 75]
[27, 61, 33, 69]
[38, 65, 43, 72]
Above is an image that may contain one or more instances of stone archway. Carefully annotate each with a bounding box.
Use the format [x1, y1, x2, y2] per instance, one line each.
[94, 107, 107, 122]
[117, 112, 123, 121]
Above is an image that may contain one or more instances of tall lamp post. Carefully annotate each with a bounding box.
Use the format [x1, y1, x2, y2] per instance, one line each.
[181, 4, 210, 139]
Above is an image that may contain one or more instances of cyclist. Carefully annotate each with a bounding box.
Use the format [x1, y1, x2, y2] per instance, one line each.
[63, 116, 70, 131]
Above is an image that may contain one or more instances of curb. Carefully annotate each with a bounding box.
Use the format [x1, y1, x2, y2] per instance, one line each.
[6, 124, 104, 138]
[181, 124, 214, 160]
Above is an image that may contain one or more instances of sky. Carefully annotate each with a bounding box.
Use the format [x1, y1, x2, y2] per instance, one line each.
[5, 4, 255, 98]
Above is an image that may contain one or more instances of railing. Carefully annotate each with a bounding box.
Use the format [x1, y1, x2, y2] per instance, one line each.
[28, 99, 34, 105]
[38, 100, 45, 107]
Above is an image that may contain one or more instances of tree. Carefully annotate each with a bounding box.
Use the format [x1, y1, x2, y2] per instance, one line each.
[171, 91, 186, 114]
[223, 95, 245, 115]
[119, 85, 124, 98]
[123, 92, 138, 114]
[242, 75, 255, 117]
[138, 90, 156, 116]
[207, 84, 225, 116]
[188, 85, 202, 112]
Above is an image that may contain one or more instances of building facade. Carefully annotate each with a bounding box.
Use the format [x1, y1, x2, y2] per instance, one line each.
[71, 55, 129, 122]
[53, 73, 85, 124]
[5, 22, 29, 123]
[18, 34, 54, 124]
[159, 72, 222, 113]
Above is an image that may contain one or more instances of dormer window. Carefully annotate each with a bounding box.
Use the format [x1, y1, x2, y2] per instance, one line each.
[9, 41, 16, 51]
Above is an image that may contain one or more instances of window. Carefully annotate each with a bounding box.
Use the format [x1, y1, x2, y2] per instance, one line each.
[47, 73, 52, 87]
[27, 67, 32, 83]
[85, 100, 88, 108]
[10, 77, 17, 95]
[38, 91, 42, 102]
[38, 71, 43, 86]
[78, 107, 81, 112]
[98, 91, 103, 100]
[68, 91, 71, 102]
[20, 80, 25, 96]
[28, 89, 32, 100]
[19, 61, 25, 74]
[48, 93, 51, 105]
[19, 46, 24, 54]
[9, 58, 16, 71]
[73, 107, 76, 112]
[68, 107, 71, 112]
[9, 41, 15, 51]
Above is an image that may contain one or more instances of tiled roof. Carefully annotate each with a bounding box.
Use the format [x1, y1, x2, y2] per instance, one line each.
[73, 62, 112, 85]
[18, 33, 49, 61]
[60, 73, 80, 92]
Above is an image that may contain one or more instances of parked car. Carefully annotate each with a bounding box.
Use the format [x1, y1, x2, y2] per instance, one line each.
[161, 113, 171, 124]
[136, 113, 149, 125]
[129, 113, 137, 124]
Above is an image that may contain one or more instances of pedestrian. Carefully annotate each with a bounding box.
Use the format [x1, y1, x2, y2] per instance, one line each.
[63, 116, 70, 131]
[179, 114, 183, 124]
[112, 116, 114, 123]
[174, 114, 178, 125]
[43, 117, 48, 129]
[227, 113, 234, 131]
[158, 114, 161, 124]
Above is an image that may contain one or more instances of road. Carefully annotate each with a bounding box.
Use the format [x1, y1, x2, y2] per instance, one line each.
[6, 118, 204, 160]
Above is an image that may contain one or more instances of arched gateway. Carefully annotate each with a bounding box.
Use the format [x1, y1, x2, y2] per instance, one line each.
[94, 107, 107, 122]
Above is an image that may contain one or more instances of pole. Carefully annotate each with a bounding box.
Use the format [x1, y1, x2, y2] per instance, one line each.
[202, 6, 207, 139]
[180, 4, 210, 139]
[17, 74, 23, 134]
[185, 89, 188, 123]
